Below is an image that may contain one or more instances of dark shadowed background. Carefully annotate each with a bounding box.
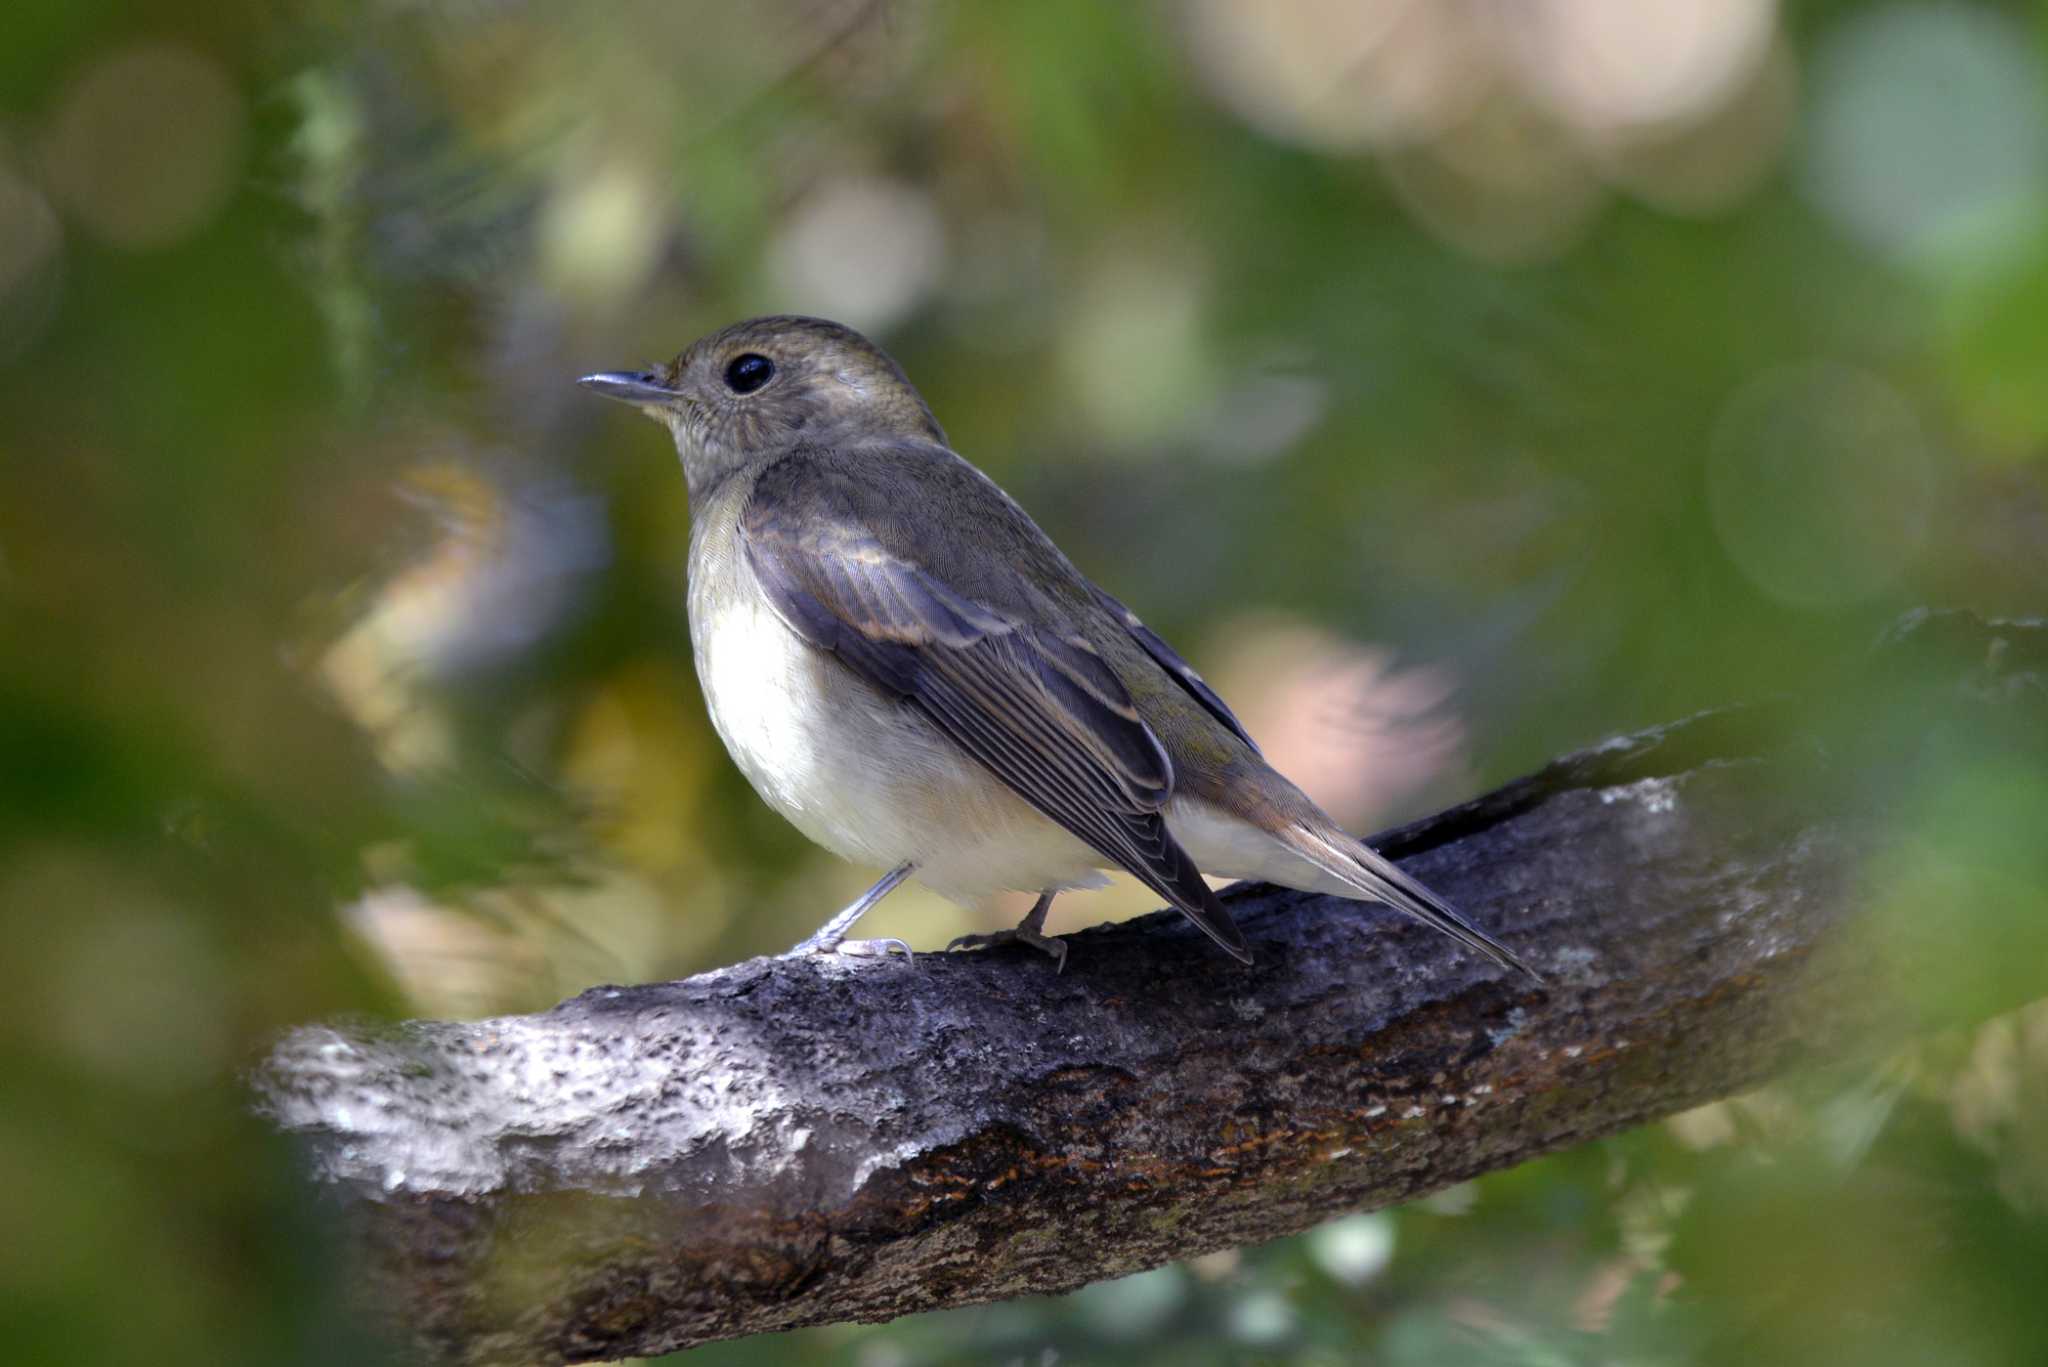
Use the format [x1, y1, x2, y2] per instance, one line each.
[4, 1, 2047, 1363]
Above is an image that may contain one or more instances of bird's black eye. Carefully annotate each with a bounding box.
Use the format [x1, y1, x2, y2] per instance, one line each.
[724, 353, 775, 395]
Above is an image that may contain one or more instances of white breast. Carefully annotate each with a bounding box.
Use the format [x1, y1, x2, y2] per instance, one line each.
[692, 591, 837, 818]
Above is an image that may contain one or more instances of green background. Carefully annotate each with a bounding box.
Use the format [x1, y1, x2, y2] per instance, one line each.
[4, 1, 2047, 1363]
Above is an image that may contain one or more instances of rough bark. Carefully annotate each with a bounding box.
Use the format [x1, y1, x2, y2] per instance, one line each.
[254, 610, 2048, 1365]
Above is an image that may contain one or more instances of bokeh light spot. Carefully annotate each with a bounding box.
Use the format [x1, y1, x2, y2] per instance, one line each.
[1511, 0, 1778, 133]
[1059, 249, 1213, 449]
[1307, 1211, 1397, 1286]
[41, 41, 246, 250]
[1801, 3, 2048, 264]
[538, 158, 668, 308]
[1180, 0, 1479, 152]
[1591, 38, 1797, 216]
[1708, 361, 1934, 609]
[766, 176, 946, 333]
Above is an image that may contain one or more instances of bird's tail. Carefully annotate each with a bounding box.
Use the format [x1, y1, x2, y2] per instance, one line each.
[1279, 820, 1543, 982]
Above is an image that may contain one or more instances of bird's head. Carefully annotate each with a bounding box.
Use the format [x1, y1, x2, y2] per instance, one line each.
[580, 315, 944, 498]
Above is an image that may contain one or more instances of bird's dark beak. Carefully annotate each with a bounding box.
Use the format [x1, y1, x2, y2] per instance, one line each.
[577, 370, 679, 405]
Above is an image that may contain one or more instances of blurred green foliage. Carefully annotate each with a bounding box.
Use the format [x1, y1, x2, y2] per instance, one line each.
[3, 1, 2047, 1363]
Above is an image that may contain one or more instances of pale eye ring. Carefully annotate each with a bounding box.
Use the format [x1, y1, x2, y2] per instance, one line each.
[724, 353, 775, 395]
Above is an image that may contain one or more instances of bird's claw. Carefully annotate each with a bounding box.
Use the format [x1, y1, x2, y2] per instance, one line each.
[946, 929, 1068, 974]
[832, 936, 915, 962]
[782, 935, 915, 963]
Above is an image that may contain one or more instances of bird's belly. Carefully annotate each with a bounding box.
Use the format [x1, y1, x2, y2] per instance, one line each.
[691, 591, 1107, 907]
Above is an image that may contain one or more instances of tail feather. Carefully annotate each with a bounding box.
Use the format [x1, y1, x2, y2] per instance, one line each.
[1284, 823, 1543, 982]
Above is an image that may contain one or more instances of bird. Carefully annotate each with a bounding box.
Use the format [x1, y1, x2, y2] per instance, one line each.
[579, 315, 1538, 979]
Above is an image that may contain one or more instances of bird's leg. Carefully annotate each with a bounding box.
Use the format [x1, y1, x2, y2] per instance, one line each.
[946, 892, 1067, 973]
[785, 862, 916, 961]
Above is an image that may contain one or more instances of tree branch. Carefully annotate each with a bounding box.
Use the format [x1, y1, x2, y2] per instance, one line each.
[254, 610, 2048, 1365]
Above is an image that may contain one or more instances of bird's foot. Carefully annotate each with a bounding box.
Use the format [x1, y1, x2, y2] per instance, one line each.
[783, 932, 914, 962]
[834, 936, 915, 961]
[946, 926, 1068, 974]
[782, 862, 917, 962]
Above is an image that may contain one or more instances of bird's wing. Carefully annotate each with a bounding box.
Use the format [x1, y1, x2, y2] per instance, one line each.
[739, 451, 1250, 963]
[1087, 585, 1261, 756]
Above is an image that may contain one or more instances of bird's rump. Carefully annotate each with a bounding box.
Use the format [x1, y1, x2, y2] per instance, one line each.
[1087, 584, 1263, 757]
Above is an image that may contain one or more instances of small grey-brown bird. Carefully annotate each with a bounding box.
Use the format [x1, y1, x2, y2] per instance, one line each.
[580, 315, 1536, 978]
